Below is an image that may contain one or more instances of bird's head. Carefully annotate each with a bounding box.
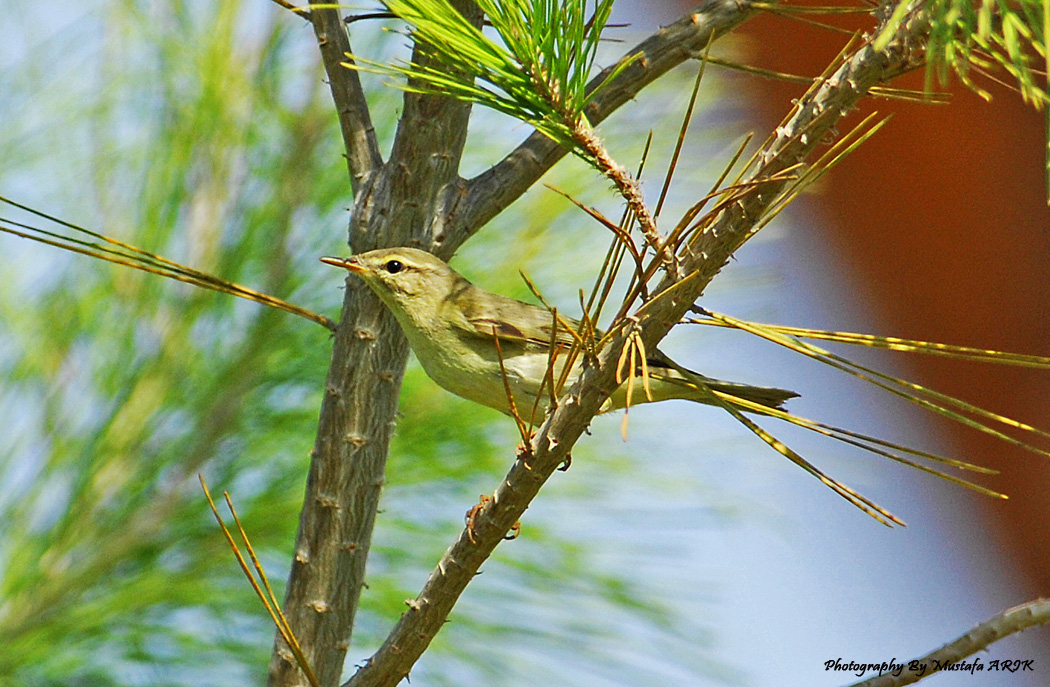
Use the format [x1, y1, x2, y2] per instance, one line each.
[321, 247, 463, 325]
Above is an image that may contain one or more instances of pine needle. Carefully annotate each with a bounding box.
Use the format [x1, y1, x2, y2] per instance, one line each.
[0, 196, 334, 330]
[199, 476, 319, 687]
[706, 387, 905, 526]
[691, 310, 1050, 458]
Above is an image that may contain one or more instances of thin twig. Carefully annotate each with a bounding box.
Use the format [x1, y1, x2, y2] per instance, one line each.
[0, 204, 335, 331]
[849, 599, 1050, 687]
[309, 7, 383, 192]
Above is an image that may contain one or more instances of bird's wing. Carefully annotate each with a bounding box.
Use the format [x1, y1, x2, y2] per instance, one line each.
[449, 284, 797, 410]
[452, 288, 583, 351]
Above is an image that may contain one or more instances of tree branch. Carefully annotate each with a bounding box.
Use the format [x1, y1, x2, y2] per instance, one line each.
[309, 7, 383, 195]
[449, 0, 767, 252]
[375, 2, 483, 259]
[343, 4, 933, 686]
[849, 599, 1050, 687]
[268, 281, 410, 687]
[270, 3, 484, 687]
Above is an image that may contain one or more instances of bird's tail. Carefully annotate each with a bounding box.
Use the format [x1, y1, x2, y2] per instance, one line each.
[702, 378, 798, 410]
[643, 357, 798, 411]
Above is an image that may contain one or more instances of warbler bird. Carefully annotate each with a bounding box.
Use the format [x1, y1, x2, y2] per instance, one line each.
[321, 247, 797, 417]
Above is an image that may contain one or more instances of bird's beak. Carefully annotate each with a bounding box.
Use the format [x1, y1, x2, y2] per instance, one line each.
[320, 255, 367, 275]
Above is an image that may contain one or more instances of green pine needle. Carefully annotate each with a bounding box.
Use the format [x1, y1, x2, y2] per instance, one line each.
[348, 0, 636, 156]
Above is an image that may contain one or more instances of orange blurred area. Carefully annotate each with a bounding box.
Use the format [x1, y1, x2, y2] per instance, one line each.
[720, 0, 1050, 593]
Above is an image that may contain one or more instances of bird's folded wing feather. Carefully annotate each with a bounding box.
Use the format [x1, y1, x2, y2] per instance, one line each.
[453, 288, 582, 351]
[452, 288, 707, 375]
[450, 286, 796, 409]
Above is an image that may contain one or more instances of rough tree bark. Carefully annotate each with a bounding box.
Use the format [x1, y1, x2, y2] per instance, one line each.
[268, 3, 483, 686]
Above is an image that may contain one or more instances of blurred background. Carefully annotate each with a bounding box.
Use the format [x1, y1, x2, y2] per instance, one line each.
[1, 1, 1048, 685]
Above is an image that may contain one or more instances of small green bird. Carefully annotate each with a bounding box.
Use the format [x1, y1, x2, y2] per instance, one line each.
[321, 247, 797, 418]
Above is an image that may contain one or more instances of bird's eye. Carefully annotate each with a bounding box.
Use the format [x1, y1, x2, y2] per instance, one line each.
[385, 260, 403, 274]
